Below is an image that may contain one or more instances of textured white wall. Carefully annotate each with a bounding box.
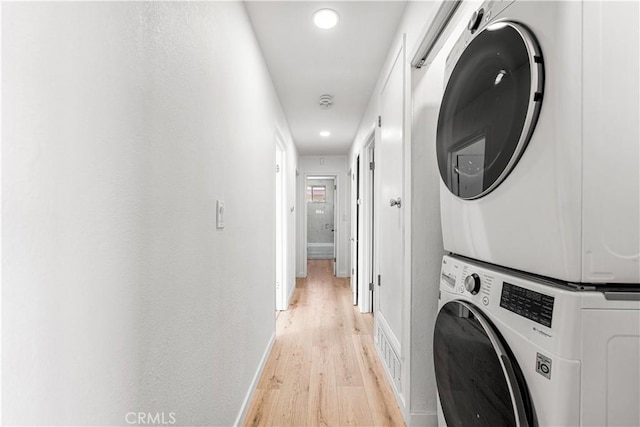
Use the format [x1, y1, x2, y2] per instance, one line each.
[2, 2, 296, 425]
[296, 155, 350, 277]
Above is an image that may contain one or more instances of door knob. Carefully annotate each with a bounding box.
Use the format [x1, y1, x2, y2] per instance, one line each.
[389, 198, 402, 208]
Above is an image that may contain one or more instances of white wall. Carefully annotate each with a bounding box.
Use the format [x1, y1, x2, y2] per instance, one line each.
[2, 2, 296, 425]
[348, 1, 480, 425]
[296, 155, 350, 277]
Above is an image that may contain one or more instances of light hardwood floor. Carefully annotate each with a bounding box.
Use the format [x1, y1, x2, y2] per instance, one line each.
[244, 260, 405, 427]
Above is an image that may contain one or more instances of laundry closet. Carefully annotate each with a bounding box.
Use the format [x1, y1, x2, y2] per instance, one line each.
[431, 1, 640, 426]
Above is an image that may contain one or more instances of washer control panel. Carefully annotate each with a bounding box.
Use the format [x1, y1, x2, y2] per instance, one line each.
[500, 282, 555, 327]
[440, 255, 555, 329]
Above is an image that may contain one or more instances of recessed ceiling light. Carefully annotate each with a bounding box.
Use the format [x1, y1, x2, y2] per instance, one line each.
[320, 131, 331, 137]
[313, 9, 339, 29]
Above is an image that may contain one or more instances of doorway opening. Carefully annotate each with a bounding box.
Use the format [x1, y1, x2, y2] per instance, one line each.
[352, 131, 377, 313]
[305, 175, 337, 276]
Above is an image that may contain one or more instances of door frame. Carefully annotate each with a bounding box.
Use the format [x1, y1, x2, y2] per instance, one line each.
[350, 161, 359, 306]
[356, 129, 376, 313]
[302, 172, 340, 277]
[275, 135, 287, 311]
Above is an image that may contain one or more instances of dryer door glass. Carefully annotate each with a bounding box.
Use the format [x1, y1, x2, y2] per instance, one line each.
[436, 22, 544, 199]
[434, 301, 535, 426]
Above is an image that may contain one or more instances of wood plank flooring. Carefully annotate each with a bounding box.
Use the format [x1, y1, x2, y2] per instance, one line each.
[244, 260, 405, 427]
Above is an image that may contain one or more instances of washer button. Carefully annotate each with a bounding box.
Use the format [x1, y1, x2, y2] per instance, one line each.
[482, 296, 490, 306]
[485, 10, 492, 22]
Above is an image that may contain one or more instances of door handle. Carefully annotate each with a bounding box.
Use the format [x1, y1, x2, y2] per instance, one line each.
[389, 197, 402, 208]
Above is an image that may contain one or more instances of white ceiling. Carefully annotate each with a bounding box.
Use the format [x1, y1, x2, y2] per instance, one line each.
[245, 1, 407, 155]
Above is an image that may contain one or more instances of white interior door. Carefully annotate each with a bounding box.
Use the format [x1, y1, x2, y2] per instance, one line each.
[376, 43, 405, 347]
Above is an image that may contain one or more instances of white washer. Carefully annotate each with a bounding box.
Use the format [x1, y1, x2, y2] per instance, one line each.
[434, 255, 640, 426]
[436, 0, 640, 283]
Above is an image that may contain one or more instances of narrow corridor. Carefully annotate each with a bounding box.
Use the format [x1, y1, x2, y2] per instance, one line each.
[245, 260, 405, 426]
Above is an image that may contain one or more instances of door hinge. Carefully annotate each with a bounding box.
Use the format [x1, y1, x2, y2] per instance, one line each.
[276, 164, 280, 173]
[378, 115, 382, 127]
[369, 161, 375, 171]
[378, 274, 381, 287]
[334, 184, 337, 190]
[369, 282, 374, 291]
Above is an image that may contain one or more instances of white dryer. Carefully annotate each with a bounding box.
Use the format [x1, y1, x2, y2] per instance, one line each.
[434, 255, 640, 426]
[437, 0, 640, 283]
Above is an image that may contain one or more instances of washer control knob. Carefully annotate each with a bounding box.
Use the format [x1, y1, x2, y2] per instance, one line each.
[467, 9, 484, 33]
[464, 273, 481, 295]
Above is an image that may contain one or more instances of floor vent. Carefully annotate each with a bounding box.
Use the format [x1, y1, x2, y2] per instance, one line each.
[376, 326, 401, 389]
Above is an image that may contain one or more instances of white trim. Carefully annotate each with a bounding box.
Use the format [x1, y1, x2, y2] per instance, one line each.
[274, 134, 287, 311]
[350, 162, 358, 306]
[233, 332, 276, 427]
[374, 339, 438, 427]
[285, 277, 296, 309]
[374, 334, 407, 411]
[358, 128, 376, 314]
[376, 311, 402, 358]
[400, 31, 414, 412]
[406, 412, 438, 427]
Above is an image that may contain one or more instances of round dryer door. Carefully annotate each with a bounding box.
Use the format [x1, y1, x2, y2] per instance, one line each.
[436, 22, 544, 199]
[434, 301, 535, 427]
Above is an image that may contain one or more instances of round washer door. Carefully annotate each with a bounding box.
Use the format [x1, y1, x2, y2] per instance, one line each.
[436, 22, 544, 200]
[433, 300, 535, 427]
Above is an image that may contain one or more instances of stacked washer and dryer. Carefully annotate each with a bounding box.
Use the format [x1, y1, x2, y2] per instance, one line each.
[432, 1, 640, 426]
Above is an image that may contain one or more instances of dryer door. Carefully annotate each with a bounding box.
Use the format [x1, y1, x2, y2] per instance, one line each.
[436, 22, 544, 200]
[433, 300, 535, 427]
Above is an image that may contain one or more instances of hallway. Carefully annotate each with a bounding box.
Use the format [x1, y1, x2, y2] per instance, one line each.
[245, 260, 405, 426]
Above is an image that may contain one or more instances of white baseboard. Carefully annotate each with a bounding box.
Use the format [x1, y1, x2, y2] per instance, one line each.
[233, 332, 275, 427]
[374, 336, 407, 416]
[406, 411, 438, 426]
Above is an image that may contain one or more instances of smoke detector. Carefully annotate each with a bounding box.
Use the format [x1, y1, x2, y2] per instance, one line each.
[319, 94, 334, 109]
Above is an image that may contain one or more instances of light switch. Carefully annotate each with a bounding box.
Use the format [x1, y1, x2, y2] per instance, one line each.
[216, 200, 225, 229]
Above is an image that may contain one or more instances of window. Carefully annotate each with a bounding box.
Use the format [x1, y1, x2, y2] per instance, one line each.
[306, 185, 326, 203]
[436, 22, 544, 199]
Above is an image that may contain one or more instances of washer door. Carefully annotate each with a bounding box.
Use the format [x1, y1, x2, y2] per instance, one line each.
[436, 22, 544, 199]
[434, 301, 536, 427]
